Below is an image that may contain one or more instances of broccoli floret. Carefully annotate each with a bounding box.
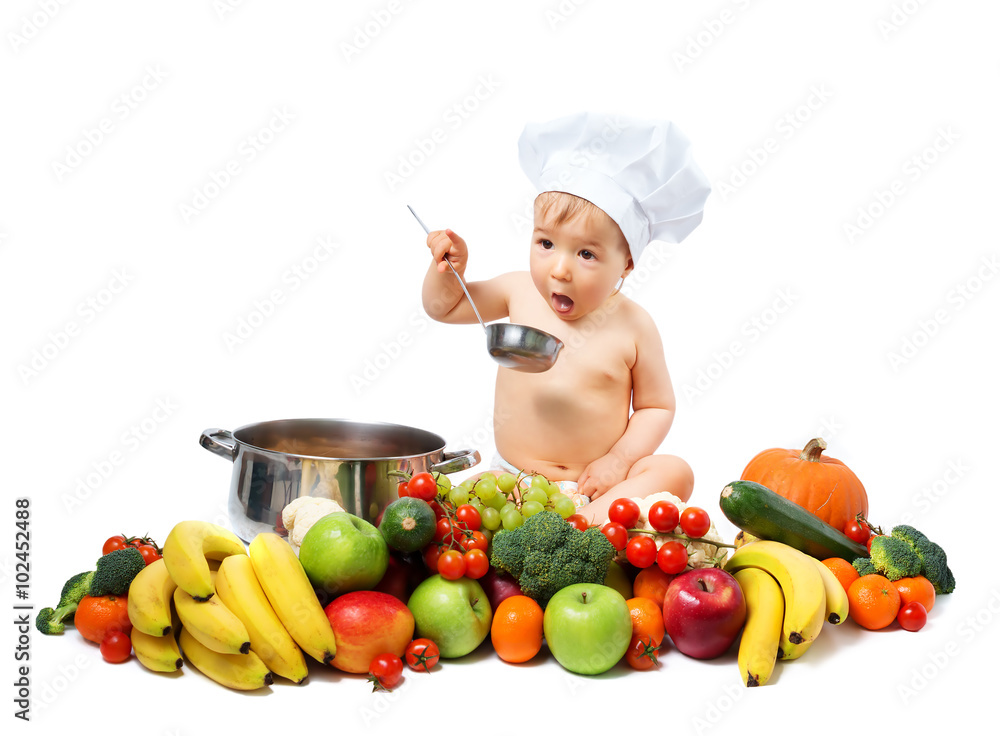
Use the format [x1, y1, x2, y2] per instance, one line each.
[868, 535, 922, 581]
[490, 511, 616, 607]
[89, 547, 146, 597]
[35, 571, 94, 635]
[852, 557, 877, 577]
[892, 525, 954, 594]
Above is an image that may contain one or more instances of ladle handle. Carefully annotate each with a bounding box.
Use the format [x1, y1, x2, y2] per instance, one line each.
[407, 205, 488, 332]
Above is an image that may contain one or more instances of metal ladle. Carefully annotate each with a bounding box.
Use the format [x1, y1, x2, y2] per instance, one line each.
[408, 205, 564, 373]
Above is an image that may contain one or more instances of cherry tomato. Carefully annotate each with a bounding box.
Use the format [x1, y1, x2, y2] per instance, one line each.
[844, 518, 871, 544]
[422, 545, 442, 573]
[404, 638, 440, 672]
[463, 549, 489, 579]
[136, 544, 161, 566]
[369, 653, 404, 691]
[102, 535, 128, 555]
[455, 504, 482, 532]
[624, 634, 660, 671]
[601, 522, 629, 551]
[437, 550, 467, 580]
[459, 530, 488, 552]
[608, 498, 640, 529]
[566, 514, 589, 532]
[428, 500, 447, 520]
[408, 472, 439, 502]
[647, 501, 680, 533]
[397, 481, 411, 497]
[100, 630, 132, 663]
[679, 507, 711, 538]
[625, 535, 657, 568]
[656, 540, 688, 574]
[898, 601, 927, 632]
[434, 518, 454, 544]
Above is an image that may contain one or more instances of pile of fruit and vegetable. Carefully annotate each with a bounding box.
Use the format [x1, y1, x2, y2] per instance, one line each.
[38, 437, 955, 691]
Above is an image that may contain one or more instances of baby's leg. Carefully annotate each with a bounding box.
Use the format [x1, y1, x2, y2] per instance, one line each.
[579, 455, 694, 525]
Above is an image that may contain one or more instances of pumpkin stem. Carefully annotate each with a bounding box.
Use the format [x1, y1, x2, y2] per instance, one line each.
[799, 437, 827, 463]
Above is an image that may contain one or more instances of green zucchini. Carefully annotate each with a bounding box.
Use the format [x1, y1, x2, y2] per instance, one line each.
[719, 480, 869, 561]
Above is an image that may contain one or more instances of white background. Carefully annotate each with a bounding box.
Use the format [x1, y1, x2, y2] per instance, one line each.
[3, 0, 997, 731]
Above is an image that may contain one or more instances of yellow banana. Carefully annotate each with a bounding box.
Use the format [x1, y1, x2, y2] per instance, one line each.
[216, 554, 309, 684]
[733, 568, 783, 687]
[173, 571, 251, 655]
[248, 533, 337, 665]
[725, 540, 826, 661]
[178, 628, 272, 691]
[128, 558, 178, 636]
[810, 557, 850, 626]
[162, 520, 246, 601]
[131, 627, 184, 673]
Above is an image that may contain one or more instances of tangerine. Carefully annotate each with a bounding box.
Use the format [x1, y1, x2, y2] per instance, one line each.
[633, 566, 675, 608]
[490, 595, 544, 664]
[74, 594, 131, 644]
[893, 575, 936, 613]
[847, 574, 901, 630]
[821, 557, 860, 593]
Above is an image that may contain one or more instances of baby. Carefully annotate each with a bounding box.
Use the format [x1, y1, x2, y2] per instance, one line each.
[420, 113, 711, 524]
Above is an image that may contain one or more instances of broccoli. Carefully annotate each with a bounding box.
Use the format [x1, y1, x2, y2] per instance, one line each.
[868, 534, 922, 581]
[35, 571, 94, 635]
[891, 525, 955, 594]
[852, 557, 877, 577]
[89, 546, 146, 597]
[490, 511, 616, 607]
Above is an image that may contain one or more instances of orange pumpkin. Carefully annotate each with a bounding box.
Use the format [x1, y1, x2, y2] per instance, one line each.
[740, 438, 868, 534]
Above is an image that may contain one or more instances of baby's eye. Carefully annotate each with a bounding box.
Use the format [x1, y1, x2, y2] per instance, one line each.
[579, 249, 596, 260]
[538, 239, 554, 249]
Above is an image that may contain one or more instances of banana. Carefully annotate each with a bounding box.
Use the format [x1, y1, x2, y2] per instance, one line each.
[733, 568, 783, 687]
[178, 628, 272, 690]
[128, 558, 178, 636]
[725, 540, 826, 661]
[173, 571, 251, 655]
[162, 520, 246, 601]
[131, 627, 184, 673]
[248, 533, 337, 665]
[810, 556, 850, 626]
[216, 554, 309, 684]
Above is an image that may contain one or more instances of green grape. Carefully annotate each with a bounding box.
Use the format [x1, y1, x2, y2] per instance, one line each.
[552, 495, 576, 519]
[468, 496, 484, 510]
[448, 487, 470, 507]
[480, 506, 501, 531]
[475, 481, 498, 503]
[457, 477, 476, 494]
[476, 473, 498, 496]
[501, 508, 524, 530]
[433, 472, 453, 492]
[523, 488, 548, 506]
[521, 500, 544, 518]
[545, 479, 563, 498]
[485, 491, 508, 511]
[497, 472, 517, 494]
[529, 475, 550, 494]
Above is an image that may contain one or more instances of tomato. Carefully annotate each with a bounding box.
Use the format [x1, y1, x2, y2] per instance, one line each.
[459, 530, 488, 553]
[437, 550, 467, 580]
[601, 522, 629, 551]
[566, 514, 589, 532]
[100, 630, 132, 663]
[624, 634, 660, 671]
[408, 473, 439, 502]
[656, 540, 688, 574]
[608, 498, 640, 529]
[422, 545, 442, 573]
[844, 518, 871, 544]
[397, 481, 411, 497]
[434, 518, 454, 544]
[679, 507, 711, 538]
[897, 601, 927, 632]
[463, 549, 489, 579]
[136, 544, 161, 566]
[369, 653, 404, 691]
[625, 535, 657, 568]
[428, 500, 447, 520]
[647, 501, 680, 533]
[102, 535, 128, 555]
[455, 504, 482, 532]
[404, 638, 440, 672]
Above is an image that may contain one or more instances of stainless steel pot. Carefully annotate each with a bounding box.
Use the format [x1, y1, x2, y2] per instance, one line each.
[200, 418, 480, 542]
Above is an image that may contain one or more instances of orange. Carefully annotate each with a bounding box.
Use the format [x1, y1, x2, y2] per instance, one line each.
[490, 595, 544, 663]
[822, 557, 860, 594]
[625, 597, 665, 670]
[633, 567, 675, 608]
[74, 594, 131, 644]
[893, 575, 936, 613]
[847, 574, 901, 630]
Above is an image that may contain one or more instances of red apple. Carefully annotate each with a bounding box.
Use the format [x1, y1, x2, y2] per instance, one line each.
[478, 568, 522, 611]
[324, 590, 415, 673]
[662, 568, 746, 659]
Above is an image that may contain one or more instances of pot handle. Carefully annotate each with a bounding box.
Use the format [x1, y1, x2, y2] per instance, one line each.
[429, 448, 481, 475]
[199, 428, 238, 461]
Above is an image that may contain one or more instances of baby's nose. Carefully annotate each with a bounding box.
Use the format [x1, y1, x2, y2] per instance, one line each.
[551, 255, 572, 279]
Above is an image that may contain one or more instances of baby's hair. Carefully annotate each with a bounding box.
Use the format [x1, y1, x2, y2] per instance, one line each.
[534, 190, 610, 226]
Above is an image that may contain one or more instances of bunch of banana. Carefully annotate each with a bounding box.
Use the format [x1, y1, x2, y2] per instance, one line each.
[725, 540, 849, 686]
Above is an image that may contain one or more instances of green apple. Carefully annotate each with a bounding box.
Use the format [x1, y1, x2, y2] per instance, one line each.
[407, 575, 492, 658]
[543, 583, 631, 675]
[298, 512, 389, 596]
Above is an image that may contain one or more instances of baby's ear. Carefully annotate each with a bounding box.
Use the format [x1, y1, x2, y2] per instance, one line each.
[622, 257, 634, 278]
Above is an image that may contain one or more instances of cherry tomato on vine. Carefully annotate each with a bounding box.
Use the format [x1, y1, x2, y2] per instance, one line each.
[437, 550, 467, 580]
[608, 498, 640, 529]
[625, 535, 657, 568]
[102, 536, 128, 555]
[434, 518, 454, 544]
[566, 514, 589, 532]
[397, 481, 411, 497]
[422, 544, 442, 573]
[897, 601, 927, 632]
[404, 638, 440, 672]
[136, 544, 161, 566]
[656, 540, 688, 574]
[428, 500, 447, 520]
[601, 522, 629, 551]
[463, 549, 489, 579]
[100, 630, 132, 663]
[459, 530, 488, 553]
[647, 501, 680, 533]
[369, 653, 404, 691]
[844, 518, 871, 544]
[408, 472, 439, 502]
[455, 504, 482, 532]
[679, 507, 711, 538]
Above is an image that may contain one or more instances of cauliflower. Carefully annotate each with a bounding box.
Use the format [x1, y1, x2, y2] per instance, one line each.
[281, 496, 345, 554]
[609, 492, 728, 571]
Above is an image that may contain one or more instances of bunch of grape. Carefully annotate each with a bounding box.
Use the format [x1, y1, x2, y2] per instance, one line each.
[446, 471, 578, 533]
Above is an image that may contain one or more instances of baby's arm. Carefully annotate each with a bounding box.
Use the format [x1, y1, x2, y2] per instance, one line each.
[421, 228, 514, 324]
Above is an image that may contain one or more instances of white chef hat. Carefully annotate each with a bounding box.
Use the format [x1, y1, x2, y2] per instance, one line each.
[518, 112, 711, 263]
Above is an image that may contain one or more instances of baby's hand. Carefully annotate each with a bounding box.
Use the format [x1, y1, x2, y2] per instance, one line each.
[426, 229, 468, 274]
[577, 453, 630, 501]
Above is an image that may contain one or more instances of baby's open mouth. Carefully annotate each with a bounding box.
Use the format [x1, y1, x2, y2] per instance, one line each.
[552, 293, 574, 313]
